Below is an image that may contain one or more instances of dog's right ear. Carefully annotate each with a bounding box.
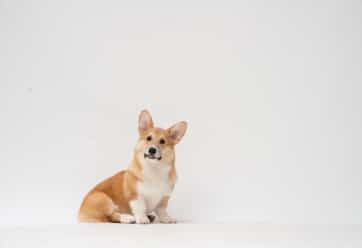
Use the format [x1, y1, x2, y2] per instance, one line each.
[138, 110, 154, 135]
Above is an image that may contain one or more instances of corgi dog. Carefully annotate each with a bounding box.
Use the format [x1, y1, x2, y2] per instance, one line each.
[78, 110, 187, 224]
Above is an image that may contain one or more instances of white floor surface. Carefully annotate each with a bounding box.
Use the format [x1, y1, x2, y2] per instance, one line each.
[0, 223, 361, 248]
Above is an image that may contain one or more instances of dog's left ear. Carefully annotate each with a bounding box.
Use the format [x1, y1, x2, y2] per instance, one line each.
[167, 121, 187, 144]
[139, 110, 154, 135]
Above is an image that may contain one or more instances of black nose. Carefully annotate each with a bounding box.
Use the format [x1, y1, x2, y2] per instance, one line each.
[148, 147, 157, 155]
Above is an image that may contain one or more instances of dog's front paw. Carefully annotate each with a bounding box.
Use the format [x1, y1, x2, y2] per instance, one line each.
[159, 215, 176, 224]
[135, 215, 151, 224]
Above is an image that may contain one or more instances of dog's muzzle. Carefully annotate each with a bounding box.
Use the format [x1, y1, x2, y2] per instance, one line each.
[144, 146, 162, 160]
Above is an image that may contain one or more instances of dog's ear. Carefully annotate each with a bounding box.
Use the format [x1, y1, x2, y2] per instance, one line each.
[138, 110, 154, 135]
[167, 121, 187, 144]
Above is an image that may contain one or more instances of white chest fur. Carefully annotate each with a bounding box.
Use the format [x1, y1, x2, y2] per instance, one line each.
[137, 162, 173, 212]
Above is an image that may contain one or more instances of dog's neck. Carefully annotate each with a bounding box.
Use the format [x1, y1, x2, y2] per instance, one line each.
[142, 161, 170, 183]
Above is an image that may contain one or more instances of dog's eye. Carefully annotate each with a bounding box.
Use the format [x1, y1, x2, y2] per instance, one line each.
[146, 136, 152, 141]
[159, 139, 165, 144]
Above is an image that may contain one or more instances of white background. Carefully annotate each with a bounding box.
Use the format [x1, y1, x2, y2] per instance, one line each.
[1, 0, 361, 226]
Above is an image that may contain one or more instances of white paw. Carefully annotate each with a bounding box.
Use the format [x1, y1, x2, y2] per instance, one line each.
[119, 214, 136, 224]
[159, 215, 176, 224]
[135, 215, 150, 224]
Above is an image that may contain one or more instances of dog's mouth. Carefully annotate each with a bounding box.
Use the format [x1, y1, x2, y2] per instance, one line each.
[144, 154, 162, 161]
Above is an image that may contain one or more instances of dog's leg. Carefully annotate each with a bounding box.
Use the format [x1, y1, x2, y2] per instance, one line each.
[155, 197, 176, 224]
[130, 197, 150, 224]
[78, 191, 118, 223]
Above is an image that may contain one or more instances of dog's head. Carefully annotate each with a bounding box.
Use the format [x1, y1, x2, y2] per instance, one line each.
[134, 110, 187, 166]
